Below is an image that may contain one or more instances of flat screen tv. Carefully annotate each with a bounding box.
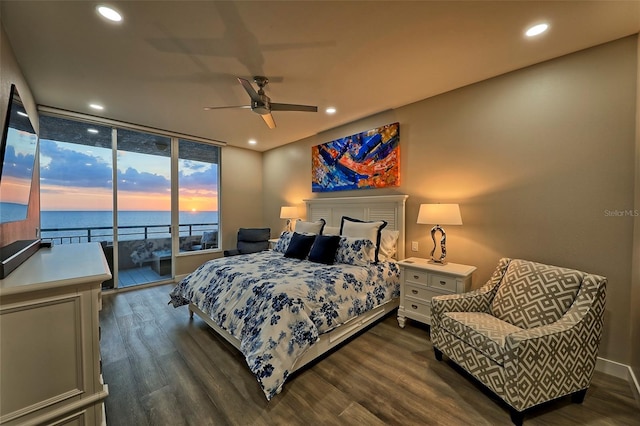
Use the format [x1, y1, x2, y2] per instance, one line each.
[0, 84, 38, 224]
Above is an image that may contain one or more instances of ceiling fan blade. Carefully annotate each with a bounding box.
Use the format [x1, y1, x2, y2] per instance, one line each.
[261, 113, 276, 129]
[270, 103, 318, 113]
[237, 77, 261, 103]
[203, 105, 251, 110]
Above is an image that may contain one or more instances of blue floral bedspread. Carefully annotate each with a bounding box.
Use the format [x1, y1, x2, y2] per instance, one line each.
[169, 250, 400, 400]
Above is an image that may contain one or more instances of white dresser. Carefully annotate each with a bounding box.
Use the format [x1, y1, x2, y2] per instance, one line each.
[0, 243, 111, 426]
[397, 257, 476, 327]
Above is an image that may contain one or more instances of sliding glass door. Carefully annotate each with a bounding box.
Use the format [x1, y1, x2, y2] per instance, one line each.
[115, 129, 172, 287]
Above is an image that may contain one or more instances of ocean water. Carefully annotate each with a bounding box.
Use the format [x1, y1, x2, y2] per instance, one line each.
[38, 210, 218, 243]
[0, 202, 28, 223]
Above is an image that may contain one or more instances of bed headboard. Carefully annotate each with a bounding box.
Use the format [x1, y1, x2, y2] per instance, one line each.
[304, 195, 409, 260]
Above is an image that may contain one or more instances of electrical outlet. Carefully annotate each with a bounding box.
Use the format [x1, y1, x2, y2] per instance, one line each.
[411, 241, 419, 252]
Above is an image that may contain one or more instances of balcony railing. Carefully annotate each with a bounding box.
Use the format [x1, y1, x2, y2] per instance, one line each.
[40, 222, 218, 289]
[40, 222, 217, 245]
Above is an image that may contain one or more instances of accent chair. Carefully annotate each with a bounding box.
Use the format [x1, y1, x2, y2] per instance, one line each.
[223, 228, 271, 257]
[430, 258, 606, 425]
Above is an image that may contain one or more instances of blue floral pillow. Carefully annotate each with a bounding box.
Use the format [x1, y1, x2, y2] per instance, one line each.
[335, 237, 376, 266]
[273, 231, 294, 253]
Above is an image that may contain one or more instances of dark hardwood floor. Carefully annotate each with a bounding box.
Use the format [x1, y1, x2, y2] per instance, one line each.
[100, 284, 640, 426]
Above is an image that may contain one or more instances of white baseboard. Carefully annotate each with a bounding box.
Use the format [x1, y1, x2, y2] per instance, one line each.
[596, 357, 640, 406]
[596, 357, 630, 379]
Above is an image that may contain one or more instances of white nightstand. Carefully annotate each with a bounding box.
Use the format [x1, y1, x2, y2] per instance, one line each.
[268, 238, 279, 250]
[397, 257, 476, 328]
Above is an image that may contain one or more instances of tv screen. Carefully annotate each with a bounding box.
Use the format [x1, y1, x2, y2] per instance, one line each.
[0, 84, 38, 224]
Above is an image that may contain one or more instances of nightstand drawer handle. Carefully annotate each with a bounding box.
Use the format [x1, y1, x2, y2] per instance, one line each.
[411, 289, 418, 295]
[411, 304, 418, 309]
[413, 275, 420, 279]
[439, 280, 447, 285]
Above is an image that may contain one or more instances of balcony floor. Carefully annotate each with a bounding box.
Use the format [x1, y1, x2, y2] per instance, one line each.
[114, 265, 171, 288]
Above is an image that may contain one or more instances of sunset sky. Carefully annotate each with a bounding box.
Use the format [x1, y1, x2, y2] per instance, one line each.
[37, 139, 218, 211]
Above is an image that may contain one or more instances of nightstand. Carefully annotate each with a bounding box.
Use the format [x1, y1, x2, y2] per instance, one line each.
[397, 257, 476, 327]
[268, 238, 279, 250]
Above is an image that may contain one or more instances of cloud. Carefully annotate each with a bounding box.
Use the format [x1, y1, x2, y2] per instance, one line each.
[179, 163, 218, 190]
[119, 167, 170, 192]
[40, 140, 113, 189]
[40, 140, 217, 194]
[1, 144, 36, 179]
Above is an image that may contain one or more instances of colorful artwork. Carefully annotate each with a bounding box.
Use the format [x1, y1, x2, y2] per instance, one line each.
[312, 122, 400, 192]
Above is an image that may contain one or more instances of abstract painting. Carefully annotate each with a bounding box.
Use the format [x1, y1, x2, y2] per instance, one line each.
[312, 122, 399, 192]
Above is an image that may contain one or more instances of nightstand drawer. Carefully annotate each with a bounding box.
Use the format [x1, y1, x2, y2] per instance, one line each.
[404, 298, 431, 318]
[405, 283, 446, 301]
[428, 274, 458, 293]
[404, 269, 429, 285]
[397, 258, 476, 329]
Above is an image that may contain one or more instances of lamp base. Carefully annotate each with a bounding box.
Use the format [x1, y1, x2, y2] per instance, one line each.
[430, 224, 448, 264]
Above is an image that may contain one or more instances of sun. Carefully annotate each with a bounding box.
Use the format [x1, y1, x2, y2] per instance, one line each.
[191, 207, 197, 212]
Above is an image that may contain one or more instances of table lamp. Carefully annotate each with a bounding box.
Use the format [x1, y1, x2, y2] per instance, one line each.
[417, 203, 462, 265]
[280, 206, 298, 232]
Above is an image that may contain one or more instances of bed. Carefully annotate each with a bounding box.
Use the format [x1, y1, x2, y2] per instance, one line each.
[169, 195, 408, 400]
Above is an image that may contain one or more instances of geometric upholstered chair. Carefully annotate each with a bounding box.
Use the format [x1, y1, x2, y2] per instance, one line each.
[430, 258, 607, 425]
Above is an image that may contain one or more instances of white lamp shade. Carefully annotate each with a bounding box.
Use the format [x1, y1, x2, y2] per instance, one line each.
[417, 204, 462, 225]
[280, 206, 298, 219]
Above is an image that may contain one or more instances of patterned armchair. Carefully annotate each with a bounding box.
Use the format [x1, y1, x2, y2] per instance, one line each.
[431, 258, 606, 425]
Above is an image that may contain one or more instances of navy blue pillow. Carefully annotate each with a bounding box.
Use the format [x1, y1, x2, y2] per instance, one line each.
[284, 232, 316, 260]
[308, 234, 341, 265]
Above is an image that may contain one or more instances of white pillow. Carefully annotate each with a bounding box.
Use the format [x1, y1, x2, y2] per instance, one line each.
[294, 218, 325, 234]
[322, 226, 341, 236]
[378, 229, 400, 261]
[339, 216, 387, 262]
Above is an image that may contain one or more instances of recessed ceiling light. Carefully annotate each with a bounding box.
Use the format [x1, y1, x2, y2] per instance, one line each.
[248, 139, 257, 145]
[89, 103, 104, 111]
[97, 5, 122, 22]
[325, 107, 337, 115]
[525, 23, 549, 37]
[87, 128, 99, 134]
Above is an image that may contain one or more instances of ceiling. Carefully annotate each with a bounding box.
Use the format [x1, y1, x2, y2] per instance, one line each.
[2, 1, 639, 152]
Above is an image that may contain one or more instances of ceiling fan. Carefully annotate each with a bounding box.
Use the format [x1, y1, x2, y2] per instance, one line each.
[204, 76, 317, 129]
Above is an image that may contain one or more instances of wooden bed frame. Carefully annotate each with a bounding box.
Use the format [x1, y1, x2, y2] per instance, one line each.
[189, 194, 408, 374]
